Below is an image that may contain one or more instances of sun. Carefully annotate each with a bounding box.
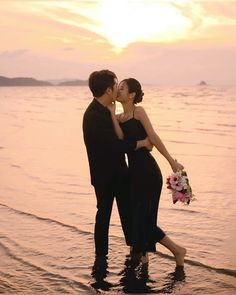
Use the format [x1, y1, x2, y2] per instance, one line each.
[36, 0, 196, 54]
[91, 0, 193, 52]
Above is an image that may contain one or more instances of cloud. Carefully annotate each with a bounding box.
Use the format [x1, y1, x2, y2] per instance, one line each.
[96, 42, 236, 85]
[0, 51, 91, 80]
[0, 0, 235, 84]
[201, 1, 236, 22]
[0, 49, 29, 58]
[63, 47, 75, 51]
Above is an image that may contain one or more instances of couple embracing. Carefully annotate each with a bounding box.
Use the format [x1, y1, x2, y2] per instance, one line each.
[83, 69, 186, 268]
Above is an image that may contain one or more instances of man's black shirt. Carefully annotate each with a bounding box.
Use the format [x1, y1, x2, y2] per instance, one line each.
[82, 99, 137, 186]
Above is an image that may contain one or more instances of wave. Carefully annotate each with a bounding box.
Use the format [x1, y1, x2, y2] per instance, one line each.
[0, 241, 91, 293]
[1, 203, 235, 279]
[1, 232, 235, 282]
[155, 251, 236, 278]
[52, 190, 91, 196]
[168, 208, 201, 215]
[6, 162, 89, 190]
[0, 203, 92, 236]
[176, 153, 236, 158]
[218, 123, 236, 128]
[161, 126, 235, 138]
[218, 109, 236, 115]
[168, 139, 235, 150]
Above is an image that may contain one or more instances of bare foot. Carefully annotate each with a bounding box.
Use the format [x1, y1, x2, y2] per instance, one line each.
[174, 247, 186, 266]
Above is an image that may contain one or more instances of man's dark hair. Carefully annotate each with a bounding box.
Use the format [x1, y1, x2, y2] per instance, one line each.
[88, 70, 117, 97]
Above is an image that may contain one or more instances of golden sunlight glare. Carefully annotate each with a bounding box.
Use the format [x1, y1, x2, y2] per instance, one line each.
[31, 0, 203, 53]
[92, 0, 193, 52]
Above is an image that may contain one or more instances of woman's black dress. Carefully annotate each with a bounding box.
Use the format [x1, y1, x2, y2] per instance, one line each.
[120, 118, 166, 254]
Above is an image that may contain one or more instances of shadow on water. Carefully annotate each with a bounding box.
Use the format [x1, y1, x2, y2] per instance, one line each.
[90, 256, 186, 294]
[119, 258, 154, 293]
[90, 256, 113, 291]
[157, 265, 186, 294]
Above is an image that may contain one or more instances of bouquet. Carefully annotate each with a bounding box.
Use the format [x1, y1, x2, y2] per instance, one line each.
[166, 170, 194, 205]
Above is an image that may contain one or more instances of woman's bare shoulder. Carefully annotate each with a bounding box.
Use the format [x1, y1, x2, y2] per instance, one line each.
[134, 106, 147, 118]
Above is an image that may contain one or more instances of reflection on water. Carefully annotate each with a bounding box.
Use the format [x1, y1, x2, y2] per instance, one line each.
[119, 259, 154, 293]
[91, 256, 186, 294]
[91, 256, 113, 291]
[159, 265, 186, 294]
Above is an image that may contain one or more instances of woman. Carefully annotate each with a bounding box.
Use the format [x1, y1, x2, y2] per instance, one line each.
[108, 78, 186, 266]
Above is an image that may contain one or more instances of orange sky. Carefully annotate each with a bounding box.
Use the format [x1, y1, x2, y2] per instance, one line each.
[0, 0, 236, 85]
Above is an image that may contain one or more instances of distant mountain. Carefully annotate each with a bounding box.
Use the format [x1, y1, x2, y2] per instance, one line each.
[0, 76, 52, 86]
[199, 80, 207, 86]
[47, 79, 74, 85]
[0, 76, 88, 86]
[57, 79, 87, 86]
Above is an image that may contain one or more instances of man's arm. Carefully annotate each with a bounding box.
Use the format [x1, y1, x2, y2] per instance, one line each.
[136, 138, 153, 151]
[85, 112, 152, 154]
[88, 114, 136, 153]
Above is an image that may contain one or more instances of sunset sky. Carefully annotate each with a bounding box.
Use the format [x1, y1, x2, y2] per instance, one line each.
[1, 0, 236, 85]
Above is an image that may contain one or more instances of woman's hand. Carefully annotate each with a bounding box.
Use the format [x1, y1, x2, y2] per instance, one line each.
[107, 103, 116, 115]
[107, 103, 124, 140]
[170, 159, 184, 172]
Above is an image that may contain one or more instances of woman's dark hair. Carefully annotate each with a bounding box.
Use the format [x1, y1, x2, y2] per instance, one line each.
[122, 78, 144, 104]
[88, 69, 117, 97]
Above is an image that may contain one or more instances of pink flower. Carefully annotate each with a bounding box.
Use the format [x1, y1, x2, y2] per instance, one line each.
[169, 174, 178, 185]
[167, 170, 194, 205]
[174, 183, 183, 191]
[172, 192, 188, 203]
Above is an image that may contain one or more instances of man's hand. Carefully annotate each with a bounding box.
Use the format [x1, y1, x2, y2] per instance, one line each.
[136, 137, 153, 151]
[144, 137, 153, 151]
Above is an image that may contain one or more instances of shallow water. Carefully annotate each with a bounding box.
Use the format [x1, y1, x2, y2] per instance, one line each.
[0, 85, 236, 294]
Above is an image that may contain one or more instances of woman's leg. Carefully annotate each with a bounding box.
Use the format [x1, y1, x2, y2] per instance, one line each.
[150, 162, 186, 266]
[159, 235, 186, 266]
[130, 198, 149, 264]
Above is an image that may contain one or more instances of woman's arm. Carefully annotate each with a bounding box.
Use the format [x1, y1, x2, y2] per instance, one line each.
[135, 106, 184, 172]
[107, 103, 124, 140]
[107, 103, 153, 150]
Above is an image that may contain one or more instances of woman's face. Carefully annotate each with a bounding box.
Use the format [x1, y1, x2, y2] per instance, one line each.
[116, 81, 130, 103]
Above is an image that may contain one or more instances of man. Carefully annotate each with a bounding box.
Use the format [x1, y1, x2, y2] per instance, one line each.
[82, 70, 152, 259]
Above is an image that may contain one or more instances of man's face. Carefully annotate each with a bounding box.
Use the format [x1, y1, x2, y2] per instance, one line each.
[111, 78, 118, 102]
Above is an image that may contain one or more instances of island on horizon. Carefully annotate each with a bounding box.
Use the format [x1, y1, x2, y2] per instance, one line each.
[199, 80, 207, 86]
[0, 76, 87, 86]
